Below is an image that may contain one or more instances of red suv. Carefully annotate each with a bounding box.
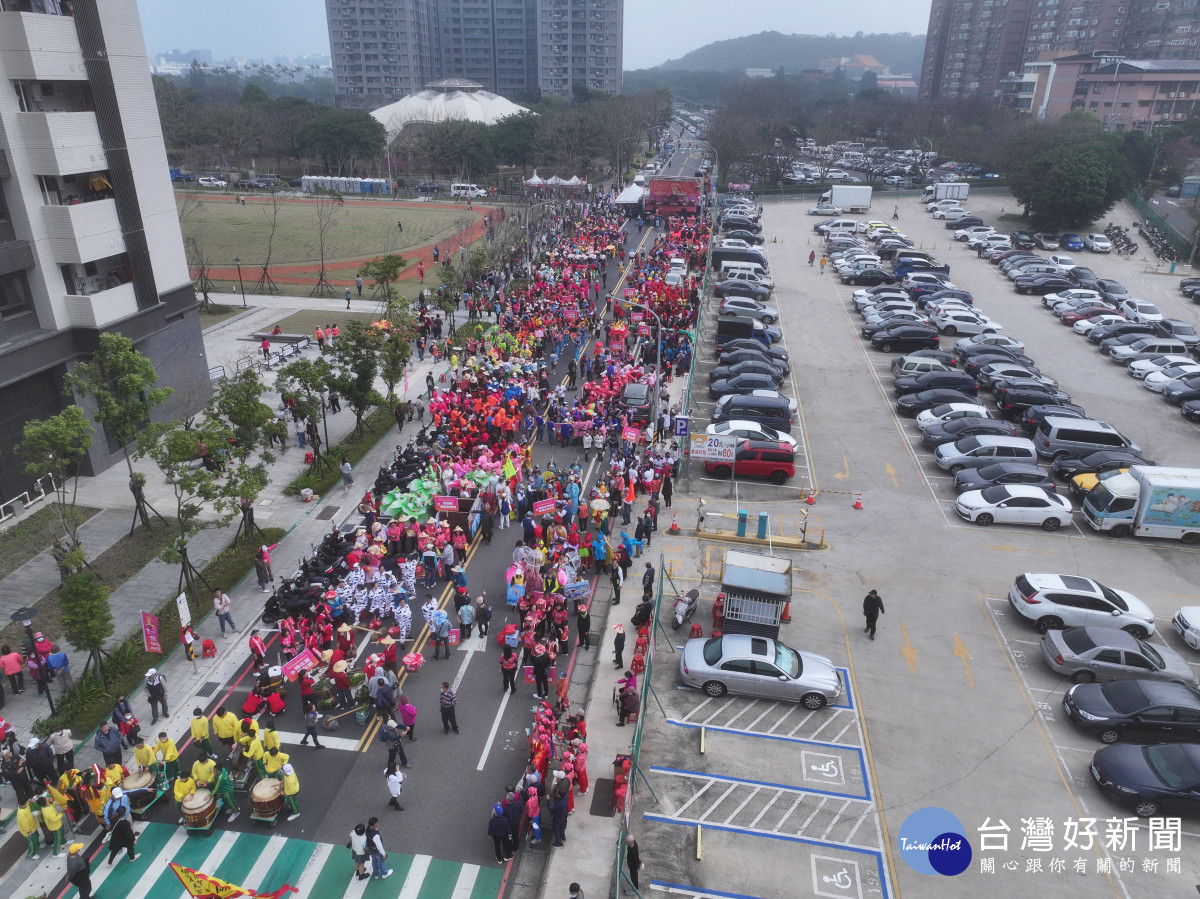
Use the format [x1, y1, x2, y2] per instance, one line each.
[705, 440, 795, 484]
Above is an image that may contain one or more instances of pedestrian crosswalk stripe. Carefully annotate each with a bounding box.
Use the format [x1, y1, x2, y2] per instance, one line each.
[399, 854, 432, 899]
[52, 823, 504, 899]
[451, 864, 478, 898]
[271, 728, 363, 751]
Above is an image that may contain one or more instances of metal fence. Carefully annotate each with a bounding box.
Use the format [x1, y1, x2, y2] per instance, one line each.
[1128, 191, 1195, 260]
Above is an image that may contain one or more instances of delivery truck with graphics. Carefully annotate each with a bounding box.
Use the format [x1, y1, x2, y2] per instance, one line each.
[1081, 466, 1200, 543]
[644, 177, 703, 216]
[818, 185, 873, 213]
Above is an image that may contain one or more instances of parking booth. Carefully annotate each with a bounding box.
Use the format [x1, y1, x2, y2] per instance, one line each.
[718, 550, 792, 640]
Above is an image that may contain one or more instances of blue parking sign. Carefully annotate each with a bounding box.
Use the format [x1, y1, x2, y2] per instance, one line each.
[673, 416, 689, 437]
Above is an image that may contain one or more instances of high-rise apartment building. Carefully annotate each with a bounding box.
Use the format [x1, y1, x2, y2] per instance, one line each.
[326, 0, 622, 109]
[0, 0, 210, 497]
[921, 0, 1200, 104]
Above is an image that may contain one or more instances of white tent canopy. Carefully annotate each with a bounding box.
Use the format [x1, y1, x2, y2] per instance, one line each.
[371, 78, 532, 137]
[615, 185, 644, 205]
[524, 172, 545, 185]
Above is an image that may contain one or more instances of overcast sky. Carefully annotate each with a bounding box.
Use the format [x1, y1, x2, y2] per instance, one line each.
[136, 0, 929, 69]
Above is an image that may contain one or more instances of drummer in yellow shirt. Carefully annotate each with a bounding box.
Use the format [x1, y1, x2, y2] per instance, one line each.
[281, 763, 300, 822]
[262, 747, 290, 779]
[173, 774, 197, 824]
[192, 753, 216, 789]
[40, 795, 65, 857]
[156, 732, 180, 780]
[191, 708, 214, 755]
[17, 799, 40, 860]
[262, 720, 281, 753]
[239, 734, 265, 779]
[212, 706, 240, 751]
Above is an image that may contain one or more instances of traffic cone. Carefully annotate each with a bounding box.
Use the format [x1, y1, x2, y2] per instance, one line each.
[805, 488, 815, 505]
[780, 601, 791, 622]
[853, 493, 863, 510]
[668, 513, 680, 535]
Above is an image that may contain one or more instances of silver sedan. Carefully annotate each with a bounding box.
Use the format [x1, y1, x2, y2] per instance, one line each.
[679, 634, 841, 709]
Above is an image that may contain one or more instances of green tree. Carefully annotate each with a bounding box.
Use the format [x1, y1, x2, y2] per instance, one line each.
[59, 572, 115, 685]
[328, 321, 384, 438]
[66, 333, 173, 531]
[139, 415, 268, 597]
[16, 406, 94, 572]
[492, 111, 541, 170]
[358, 254, 408, 301]
[296, 108, 386, 175]
[275, 356, 336, 474]
[375, 298, 418, 403]
[309, 186, 345, 297]
[207, 370, 276, 541]
[239, 82, 270, 106]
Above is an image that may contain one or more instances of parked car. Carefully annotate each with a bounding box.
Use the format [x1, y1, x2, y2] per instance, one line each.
[1065, 680, 1200, 746]
[1091, 741, 1200, 817]
[1043, 288, 1102, 308]
[237, 179, 269, 189]
[893, 371, 978, 398]
[1074, 314, 1127, 335]
[198, 177, 226, 188]
[719, 298, 779, 323]
[842, 267, 897, 286]
[716, 348, 790, 374]
[725, 230, 765, 246]
[915, 402, 994, 430]
[704, 440, 795, 484]
[1155, 319, 1200, 349]
[952, 461, 1056, 494]
[1042, 627, 1196, 685]
[678, 634, 842, 708]
[895, 389, 978, 416]
[1059, 234, 1085, 251]
[933, 310, 1003, 337]
[716, 340, 790, 366]
[1015, 275, 1076, 295]
[619, 382, 652, 423]
[1019, 403, 1088, 436]
[705, 421, 797, 448]
[1085, 234, 1113, 253]
[870, 325, 940, 354]
[709, 373, 783, 399]
[954, 485, 1073, 529]
[1010, 231, 1037, 249]
[1096, 280, 1131, 304]
[714, 280, 771, 300]
[1034, 233, 1061, 250]
[921, 417, 1019, 449]
[945, 216, 984, 230]
[807, 204, 842, 216]
[708, 360, 785, 387]
[1051, 450, 1152, 480]
[1010, 572, 1156, 635]
[891, 355, 952, 377]
[1119, 300, 1165, 324]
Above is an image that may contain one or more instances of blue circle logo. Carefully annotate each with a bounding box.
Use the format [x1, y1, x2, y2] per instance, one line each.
[897, 807, 972, 876]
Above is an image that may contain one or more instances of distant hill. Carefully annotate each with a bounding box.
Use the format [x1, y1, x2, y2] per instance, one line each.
[654, 31, 927, 78]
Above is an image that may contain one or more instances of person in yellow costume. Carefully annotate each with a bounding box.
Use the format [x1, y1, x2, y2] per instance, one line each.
[191, 753, 216, 788]
[239, 717, 261, 742]
[212, 706, 240, 750]
[263, 746, 290, 779]
[39, 795, 65, 857]
[173, 774, 197, 824]
[239, 732, 265, 779]
[155, 732, 180, 780]
[131, 735, 162, 786]
[191, 707, 214, 755]
[103, 761, 127, 788]
[17, 798, 40, 859]
[262, 720, 281, 752]
[281, 763, 300, 821]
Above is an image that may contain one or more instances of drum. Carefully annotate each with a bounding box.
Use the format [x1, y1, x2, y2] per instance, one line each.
[122, 770, 156, 808]
[251, 778, 284, 818]
[182, 788, 216, 828]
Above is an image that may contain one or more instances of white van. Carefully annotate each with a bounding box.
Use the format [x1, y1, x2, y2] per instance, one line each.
[451, 183, 487, 198]
[721, 261, 773, 285]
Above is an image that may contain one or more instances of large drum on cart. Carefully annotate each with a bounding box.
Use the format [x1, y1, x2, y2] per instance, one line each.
[250, 778, 284, 826]
[122, 770, 158, 815]
[182, 789, 217, 830]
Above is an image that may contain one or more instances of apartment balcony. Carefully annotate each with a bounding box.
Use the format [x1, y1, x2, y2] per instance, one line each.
[63, 281, 137, 329]
[17, 112, 106, 177]
[0, 9, 86, 81]
[42, 198, 123, 265]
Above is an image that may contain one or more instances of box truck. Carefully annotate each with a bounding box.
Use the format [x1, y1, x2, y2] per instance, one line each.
[921, 182, 969, 203]
[1081, 466, 1200, 543]
[644, 177, 703, 216]
[819, 185, 873, 213]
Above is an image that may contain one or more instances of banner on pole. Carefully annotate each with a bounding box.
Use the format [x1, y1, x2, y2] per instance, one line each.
[175, 592, 191, 628]
[433, 495, 459, 512]
[141, 612, 162, 654]
[280, 648, 320, 681]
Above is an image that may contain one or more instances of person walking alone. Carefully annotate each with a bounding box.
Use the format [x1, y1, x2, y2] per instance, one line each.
[299, 702, 325, 749]
[340, 456, 354, 491]
[356, 275, 363, 296]
[439, 682, 460, 734]
[488, 802, 514, 863]
[863, 589, 885, 640]
[500, 646, 518, 695]
[624, 835, 641, 895]
[386, 763, 405, 811]
[106, 806, 137, 866]
[213, 590, 236, 636]
[145, 668, 168, 724]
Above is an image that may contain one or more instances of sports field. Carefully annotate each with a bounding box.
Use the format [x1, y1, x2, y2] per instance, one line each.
[177, 191, 492, 292]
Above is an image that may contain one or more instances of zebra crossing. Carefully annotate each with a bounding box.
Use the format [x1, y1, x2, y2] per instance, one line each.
[37, 822, 503, 899]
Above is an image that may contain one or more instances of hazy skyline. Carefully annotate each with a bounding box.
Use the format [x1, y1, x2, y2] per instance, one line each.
[136, 0, 929, 71]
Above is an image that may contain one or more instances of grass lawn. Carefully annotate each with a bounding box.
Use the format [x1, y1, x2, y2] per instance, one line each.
[198, 303, 249, 329]
[0, 504, 100, 580]
[272, 310, 379, 335]
[178, 194, 480, 271]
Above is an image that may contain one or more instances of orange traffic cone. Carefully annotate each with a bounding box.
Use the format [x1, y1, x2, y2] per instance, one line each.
[853, 493, 863, 510]
[780, 601, 791, 622]
[668, 513, 679, 535]
[805, 489, 815, 505]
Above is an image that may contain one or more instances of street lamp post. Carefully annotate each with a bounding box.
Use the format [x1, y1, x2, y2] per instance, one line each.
[234, 257, 247, 307]
[10, 606, 54, 716]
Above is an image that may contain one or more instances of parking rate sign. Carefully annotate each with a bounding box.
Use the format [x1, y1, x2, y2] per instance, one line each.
[689, 434, 737, 461]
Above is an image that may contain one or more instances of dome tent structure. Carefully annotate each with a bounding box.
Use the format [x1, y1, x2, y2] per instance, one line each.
[370, 78, 532, 137]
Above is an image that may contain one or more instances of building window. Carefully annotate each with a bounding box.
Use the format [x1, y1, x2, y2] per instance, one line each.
[0, 272, 33, 320]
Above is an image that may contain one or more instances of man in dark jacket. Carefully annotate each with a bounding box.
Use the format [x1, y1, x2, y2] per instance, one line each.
[24, 737, 56, 786]
[94, 722, 124, 766]
[501, 791, 524, 855]
[488, 802, 514, 862]
[863, 589, 885, 640]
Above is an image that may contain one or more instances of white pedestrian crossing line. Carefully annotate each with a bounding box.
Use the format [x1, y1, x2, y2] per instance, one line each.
[242, 833, 289, 888]
[292, 842, 333, 895]
[92, 828, 190, 892]
[452, 863, 480, 897]
[398, 854, 432, 899]
[270, 728, 364, 751]
[166, 831, 239, 899]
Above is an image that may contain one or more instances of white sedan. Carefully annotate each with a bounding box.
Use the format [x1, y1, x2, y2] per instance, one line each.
[1073, 313, 1126, 335]
[1085, 233, 1112, 253]
[954, 485, 1073, 530]
[198, 177, 227, 188]
[932, 207, 972, 220]
[706, 420, 798, 447]
[954, 226, 995, 241]
[1144, 362, 1200, 393]
[807, 204, 842, 216]
[1127, 354, 1194, 379]
[1042, 288, 1101, 308]
[915, 403, 995, 431]
[1119, 299, 1164, 324]
[956, 333, 1025, 352]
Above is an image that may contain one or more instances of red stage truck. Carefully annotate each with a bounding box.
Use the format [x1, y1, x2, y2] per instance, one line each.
[644, 177, 703, 216]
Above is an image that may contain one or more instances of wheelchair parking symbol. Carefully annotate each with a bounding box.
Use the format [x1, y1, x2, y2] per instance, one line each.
[802, 751, 844, 785]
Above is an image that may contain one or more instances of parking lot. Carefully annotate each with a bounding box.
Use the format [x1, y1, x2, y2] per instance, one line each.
[687, 194, 1200, 897]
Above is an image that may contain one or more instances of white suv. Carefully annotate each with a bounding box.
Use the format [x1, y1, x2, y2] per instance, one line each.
[1008, 573, 1157, 638]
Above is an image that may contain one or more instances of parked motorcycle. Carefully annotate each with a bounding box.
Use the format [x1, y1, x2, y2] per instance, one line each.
[672, 588, 700, 630]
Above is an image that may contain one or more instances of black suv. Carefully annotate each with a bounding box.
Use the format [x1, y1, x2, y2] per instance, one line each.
[620, 382, 652, 423]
